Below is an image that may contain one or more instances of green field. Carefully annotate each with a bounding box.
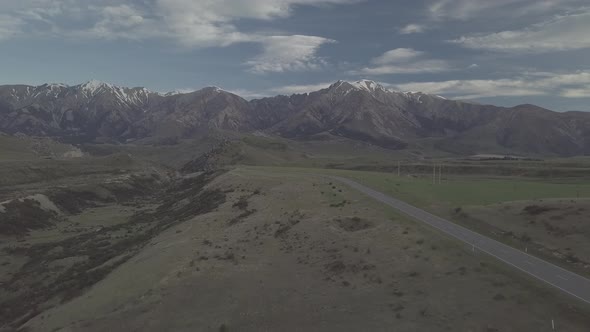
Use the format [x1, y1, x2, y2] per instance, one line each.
[250, 166, 590, 210]
[246, 165, 590, 277]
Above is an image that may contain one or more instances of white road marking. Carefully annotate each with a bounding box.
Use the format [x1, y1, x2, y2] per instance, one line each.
[557, 275, 569, 281]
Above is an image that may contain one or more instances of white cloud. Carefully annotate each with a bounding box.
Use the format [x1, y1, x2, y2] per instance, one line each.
[560, 87, 590, 98]
[371, 48, 423, 65]
[226, 88, 270, 99]
[0, 0, 359, 46]
[0, 0, 361, 73]
[245, 35, 335, 74]
[0, 15, 24, 40]
[352, 48, 452, 76]
[428, 0, 584, 20]
[270, 82, 334, 94]
[357, 60, 451, 75]
[81, 5, 150, 40]
[393, 79, 544, 99]
[452, 9, 590, 52]
[391, 71, 590, 99]
[399, 24, 427, 34]
[153, 0, 360, 47]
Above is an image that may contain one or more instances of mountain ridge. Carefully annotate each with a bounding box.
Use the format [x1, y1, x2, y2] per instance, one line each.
[0, 80, 588, 156]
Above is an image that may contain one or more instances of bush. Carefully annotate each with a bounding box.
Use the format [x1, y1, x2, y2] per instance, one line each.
[232, 197, 249, 210]
[520, 233, 532, 243]
[330, 200, 348, 208]
[566, 253, 580, 263]
[523, 205, 555, 215]
[0, 199, 57, 236]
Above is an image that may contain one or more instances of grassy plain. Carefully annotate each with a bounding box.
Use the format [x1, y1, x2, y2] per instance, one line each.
[247, 165, 590, 277]
[2, 133, 590, 331]
[21, 168, 590, 331]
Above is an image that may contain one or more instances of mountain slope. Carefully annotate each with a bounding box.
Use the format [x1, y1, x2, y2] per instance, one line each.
[0, 81, 158, 141]
[130, 87, 258, 139]
[255, 81, 590, 156]
[0, 80, 588, 156]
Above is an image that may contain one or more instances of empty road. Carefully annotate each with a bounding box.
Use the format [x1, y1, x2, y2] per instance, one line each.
[331, 175, 590, 305]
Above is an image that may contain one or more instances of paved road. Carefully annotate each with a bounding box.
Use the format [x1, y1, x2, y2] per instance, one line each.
[331, 175, 590, 305]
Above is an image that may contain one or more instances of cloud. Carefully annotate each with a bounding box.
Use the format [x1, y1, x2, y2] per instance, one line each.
[391, 71, 590, 99]
[226, 88, 270, 99]
[399, 24, 427, 34]
[371, 48, 423, 65]
[153, 0, 360, 47]
[245, 35, 335, 74]
[0, 0, 361, 73]
[560, 87, 590, 98]
[80, 5, 151, 40]
[357, 61, 452, 75]
[0, 0, 360, 45]
[393, 79, 544, 99]
[270, 82, 334, 94]
[428, 0, 584, 20]
[452, 9, 590, 52]
[0, 15, 24, 40]
[351, 48, 451, 75]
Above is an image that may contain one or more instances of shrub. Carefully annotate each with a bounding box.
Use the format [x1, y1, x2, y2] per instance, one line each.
[523, 205, 555, 215]
[520, 233, 532, 243]
[0, 199, 57, 236]
[232, 197, 249, 210]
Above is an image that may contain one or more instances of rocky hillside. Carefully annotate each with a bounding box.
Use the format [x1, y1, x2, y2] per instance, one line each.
[255, 80, 589, 155]
[0, 80, 588, 156]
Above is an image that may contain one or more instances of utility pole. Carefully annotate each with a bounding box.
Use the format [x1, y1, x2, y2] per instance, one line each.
[433, 164, 436, 185]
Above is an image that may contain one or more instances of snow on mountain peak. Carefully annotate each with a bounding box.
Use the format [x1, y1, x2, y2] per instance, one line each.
[74, 80, 154, 106]
[329, 79, 387, 93]
[403, 91, 447, 101]
[29, 83, 70, 98]
[80, 80, 113, 94]
[45, 83, 69, 90]
[329, 80, 387, 94]
[350, 79, 385, 92]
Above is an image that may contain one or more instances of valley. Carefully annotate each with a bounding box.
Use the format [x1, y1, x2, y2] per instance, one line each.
[3, 0, 590, 330]
[5, 165, 590, 331]
[0, 132, 589, 331]
[1, 81, 590, 331]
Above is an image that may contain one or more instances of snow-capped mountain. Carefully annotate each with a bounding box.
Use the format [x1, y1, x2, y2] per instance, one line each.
[0, 80, 588, 156]
[252, 80, 590, 155]
[0, 80, 164, 139]
[328, 79, 389, 95]
[4, 80, 156, 107]
[77, 80, 154, 107]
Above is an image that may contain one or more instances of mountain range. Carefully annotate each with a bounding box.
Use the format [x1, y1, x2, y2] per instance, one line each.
[0, 79, 588, 156]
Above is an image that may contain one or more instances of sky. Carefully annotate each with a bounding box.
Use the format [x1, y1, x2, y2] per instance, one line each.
[0, 0, 589, 111]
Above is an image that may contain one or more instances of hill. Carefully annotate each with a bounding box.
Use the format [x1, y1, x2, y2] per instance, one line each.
[1, 80, 588, 156]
